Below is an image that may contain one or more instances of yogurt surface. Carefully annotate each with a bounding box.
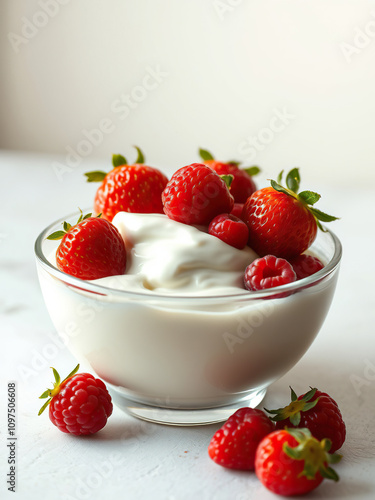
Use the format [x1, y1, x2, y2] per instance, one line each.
[93, 213, 258, 296]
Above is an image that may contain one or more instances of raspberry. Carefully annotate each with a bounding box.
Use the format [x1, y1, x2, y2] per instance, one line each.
[39, 365, 113, 436]
[244, 255, 296, 291]
[162, 163, 234, 225]
[208, 213, 249, 249]
[230, 203, 244, 218]
[208, 408, 274, 470]
[290, 254, 324, 280]
[266, 387, 346, 453]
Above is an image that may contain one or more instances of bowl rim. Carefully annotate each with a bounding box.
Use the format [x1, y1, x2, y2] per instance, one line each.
[34, 209, 342, 303]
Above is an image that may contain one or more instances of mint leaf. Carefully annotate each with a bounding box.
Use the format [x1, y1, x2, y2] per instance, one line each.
[199, 148, 214, 161]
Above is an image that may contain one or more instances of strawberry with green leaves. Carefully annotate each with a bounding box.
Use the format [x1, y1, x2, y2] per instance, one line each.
[199, 148, 260, 203]
[255, 427, 341, 496]
[242, 168, 338, 259]
[85, 146, 168, 222]
[48, 210, 126, 280]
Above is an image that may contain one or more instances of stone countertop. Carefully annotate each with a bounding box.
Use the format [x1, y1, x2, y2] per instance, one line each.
[1, 150, 374, 500]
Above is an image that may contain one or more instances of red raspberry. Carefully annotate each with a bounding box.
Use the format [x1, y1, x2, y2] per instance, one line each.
[162, 163, 234, 225]
[208, 408, 275, 470]
[39, 365, 113, 435]
[208, 213, 249, 249]
[244, 255, 296, 291]
[266, 387, 346, 453]
[290, 254, 324, 280]
[230, 203, 244, 218]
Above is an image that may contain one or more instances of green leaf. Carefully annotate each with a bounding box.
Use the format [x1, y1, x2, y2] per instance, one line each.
[61, 364, 80, 385]
[39, 389, 50, 399]
[52, 367, 60, 386]
[46, 230, 66, 241]
[243, 166, 260, 177]
[301, 387, 316, 402]
[290, 413, 301, 426]
[38, 398, 52, 416]
[298, 190, 321, 205]
[133, 145, 145, 164]
[85, 171, 107, 182]
[283, 443, 301, 460]
[270, 179, 291, 197]
[63, 221, 71, 232]
[82, 213, 92, 221]
[220, 174, 234, 188]
[112, 154, 127, 168]
[276, 170, 284, 184]
[199, 148, 214, 161]
[290, 386, 298, 402]
[322, 438, 332, 453]
[327, 452, 342, 465]
[227, 160, 241, 166]
[320, 465, 340, 482]
[286, 168, 300, 193]
[263, 407, 281, 415]
[309, 207, 339, 223]
[77, 209, 84, 224]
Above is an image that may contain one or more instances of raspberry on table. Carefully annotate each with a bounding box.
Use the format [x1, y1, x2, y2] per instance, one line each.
[39, 365, 113, 436]
[208, 407, 275, 470]
[244, 255, 296, 292]
[208, 213, 249, 249]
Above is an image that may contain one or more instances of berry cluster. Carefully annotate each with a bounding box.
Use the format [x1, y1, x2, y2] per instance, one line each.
[208, 386, 346, 496]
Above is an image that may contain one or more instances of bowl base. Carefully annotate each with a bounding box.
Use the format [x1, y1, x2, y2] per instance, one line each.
[110, 388, 267, 426]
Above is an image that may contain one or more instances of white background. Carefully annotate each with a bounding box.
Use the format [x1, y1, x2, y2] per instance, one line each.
[1, 0, 375, 186]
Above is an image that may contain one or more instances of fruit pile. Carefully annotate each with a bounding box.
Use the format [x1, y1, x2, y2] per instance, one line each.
[48, 146, 337, 289]
[208, 386, 346, 496]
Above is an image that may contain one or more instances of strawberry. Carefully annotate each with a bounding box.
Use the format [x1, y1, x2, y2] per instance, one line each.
[199, 148, 260, 203]
[162, 163, 234, 225]
[208, 213, 249, 249]
[85, 146, 168, 222]
[208, 408, 275, 470]
[255, 428, 341, 496]
[47, 211, 126, 280]
[265, 387, 346, 453]
[39, 365, 113, 435]
[241, 168, 338, 259]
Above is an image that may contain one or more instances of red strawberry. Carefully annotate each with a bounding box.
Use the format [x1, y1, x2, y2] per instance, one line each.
[290, 254, 324, 280]
[244, 255, 296, 292]
[199, 148, 260, 203]
[208, 213, 249, 249]
[47, 211, 126, 280]
[255, 428, 341, 496]
[39, 365, 113, 435]
[265, 387, 346, 453]
[208, 407, 275, 470]
[85, 147, 168, 221]
[162, 163, 234, 225]
[241, 168, 338, 259]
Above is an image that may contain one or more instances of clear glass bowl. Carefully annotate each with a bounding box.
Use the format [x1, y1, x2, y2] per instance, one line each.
[35, 210, 342, 426]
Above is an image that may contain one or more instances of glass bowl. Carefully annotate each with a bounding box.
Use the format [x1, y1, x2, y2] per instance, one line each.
[35, 210, 342, 426]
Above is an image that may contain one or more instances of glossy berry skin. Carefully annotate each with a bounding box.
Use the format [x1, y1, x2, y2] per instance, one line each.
[244, 255, 296, 292]
[56, 217, 126, 280]
[275, 390, 346, 453]
[208, 408, 275, 470]
[94, 164, 168, 222]
[204, 160, 257, 203]
[49, 373, 113, 435]
[208, 213, 249, 249]
[162, 163, 234, 225]
[290, 254, 324, 280]
[230, 203, 244, 219]
[255, 430, 324, 496]
[242, 187, 317, 259]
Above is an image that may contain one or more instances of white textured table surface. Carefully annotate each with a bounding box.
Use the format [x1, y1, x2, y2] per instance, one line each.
[1, 150, 375, 500]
